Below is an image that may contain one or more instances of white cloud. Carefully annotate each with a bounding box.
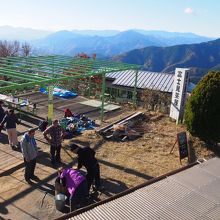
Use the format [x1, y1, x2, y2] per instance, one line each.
[184, 7, 194, 14]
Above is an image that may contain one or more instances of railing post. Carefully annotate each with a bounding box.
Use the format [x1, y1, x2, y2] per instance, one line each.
[101, 73, 106, 122]
[132, 69, 138, 107]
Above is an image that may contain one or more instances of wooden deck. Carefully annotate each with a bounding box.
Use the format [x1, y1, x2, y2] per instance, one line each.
[0, 92, 122, 220]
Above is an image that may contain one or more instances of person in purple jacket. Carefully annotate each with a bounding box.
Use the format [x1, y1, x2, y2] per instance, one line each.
[58, 167, 88, 211]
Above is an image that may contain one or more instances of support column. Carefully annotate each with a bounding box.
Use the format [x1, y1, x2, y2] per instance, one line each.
[88, 76, 91, 98]
[47, 56, 55, 124]
[132, 69, 138, 106]
[48, 85, 54, 124]
[101, 73, 106, 122]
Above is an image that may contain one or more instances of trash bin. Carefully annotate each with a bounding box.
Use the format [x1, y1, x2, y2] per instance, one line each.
[55, 193, 67, 211]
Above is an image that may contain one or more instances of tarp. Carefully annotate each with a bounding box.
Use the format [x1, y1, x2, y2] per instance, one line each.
[40, 87, 78, 98]
[60, 115, 97, 139]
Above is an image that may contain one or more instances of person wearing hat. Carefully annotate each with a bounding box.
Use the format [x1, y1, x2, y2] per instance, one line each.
[0, 109, 20, 149]
[20, 128, 39, 184]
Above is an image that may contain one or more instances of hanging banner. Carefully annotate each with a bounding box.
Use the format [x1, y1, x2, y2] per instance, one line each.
[170, 68, 190, 122]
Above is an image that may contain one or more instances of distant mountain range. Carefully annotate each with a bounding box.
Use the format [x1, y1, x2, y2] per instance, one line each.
[0, 26, 214, 57]
[0, 26, 219, 82]
[32, 29, 214, 57]
[0, 26, 52, 40]
[113, 38, 220, 83]
[33, 30, 166, 57]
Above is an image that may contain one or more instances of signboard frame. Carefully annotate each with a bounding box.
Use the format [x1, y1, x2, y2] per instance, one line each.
[177, 131, 189, 162]
[170, 68, 190, 123]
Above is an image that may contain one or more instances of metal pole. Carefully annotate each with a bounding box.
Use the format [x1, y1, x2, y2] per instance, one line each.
[48, 85, 54, 124]
[132, 69, 138, 106]
[88, 76, 91, 98]
[101, 73, 106, 122]
[48, 56, 55, 124]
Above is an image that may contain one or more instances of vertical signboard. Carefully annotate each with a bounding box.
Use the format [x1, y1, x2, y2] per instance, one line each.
[170, 68, 190, 122]
[48, 85, 54, 123]
[177, 132, 188, 161]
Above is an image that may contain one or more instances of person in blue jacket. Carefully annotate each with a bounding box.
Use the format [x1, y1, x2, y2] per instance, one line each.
[20, 128, 39, 184]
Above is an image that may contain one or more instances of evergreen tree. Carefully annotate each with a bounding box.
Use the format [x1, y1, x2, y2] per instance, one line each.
[185, 71, 220, 143]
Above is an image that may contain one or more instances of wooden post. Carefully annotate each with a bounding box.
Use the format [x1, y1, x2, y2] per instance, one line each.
[170, 139, 177, 154]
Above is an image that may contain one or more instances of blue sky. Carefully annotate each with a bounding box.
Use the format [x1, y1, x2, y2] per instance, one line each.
[0, 0, 219, 37]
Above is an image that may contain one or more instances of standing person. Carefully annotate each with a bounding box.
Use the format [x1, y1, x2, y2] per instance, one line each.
[0, 101, 5, 134]
[70, 144, 102, 192]
[20, 128, 39, 184]
[0, 101, 5, 123]
[0, 109, 19, 149]
[43, 119, 65, 165]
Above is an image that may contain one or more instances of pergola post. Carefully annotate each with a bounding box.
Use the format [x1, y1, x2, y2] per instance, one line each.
[48, 57, 55, 124]
[88, 76, 91, 98]
[47, 85, 54, 124]
[132, 69, 138, 106]
[101, 72, 106, 122]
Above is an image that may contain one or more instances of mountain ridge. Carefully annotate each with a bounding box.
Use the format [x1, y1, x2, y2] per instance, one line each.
[32, 29, 215, 57]
[113, 38, 220, 83]
[0, 26, 215, 58]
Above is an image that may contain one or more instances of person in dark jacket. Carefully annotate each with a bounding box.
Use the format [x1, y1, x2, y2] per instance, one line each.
[0, 101, 5, 123]
[0, 109, 20, 149]
[70, 144, 102, 192]
[38, 118, 48, 132]
[0, 101, 5, 133]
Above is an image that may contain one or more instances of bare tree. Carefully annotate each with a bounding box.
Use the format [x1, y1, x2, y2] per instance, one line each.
[21, 42, 31, 56]
[141, 88, 171, 113]
[0, 40, 20, 57]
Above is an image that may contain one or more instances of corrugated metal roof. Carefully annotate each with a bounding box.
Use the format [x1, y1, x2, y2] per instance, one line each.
[69, 158, 220, 220]
[106, 70, 174, 92]
[106, 70, 196, 93]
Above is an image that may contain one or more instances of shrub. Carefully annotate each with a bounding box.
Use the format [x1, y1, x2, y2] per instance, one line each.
[185, 71, 220, 143]
[140, 89, 171, 113]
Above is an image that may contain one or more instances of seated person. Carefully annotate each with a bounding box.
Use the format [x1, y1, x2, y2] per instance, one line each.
[57, 167, 89, 211]
[38, 118, 48, 132]
[64, 109, 73, 118]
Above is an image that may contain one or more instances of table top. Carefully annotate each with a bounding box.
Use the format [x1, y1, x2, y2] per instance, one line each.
[0, 94, 28, 106]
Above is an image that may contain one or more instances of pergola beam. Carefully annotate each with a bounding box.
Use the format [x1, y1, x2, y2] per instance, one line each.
[0, 55, 140, 121]
[0, 57, 88, 77]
